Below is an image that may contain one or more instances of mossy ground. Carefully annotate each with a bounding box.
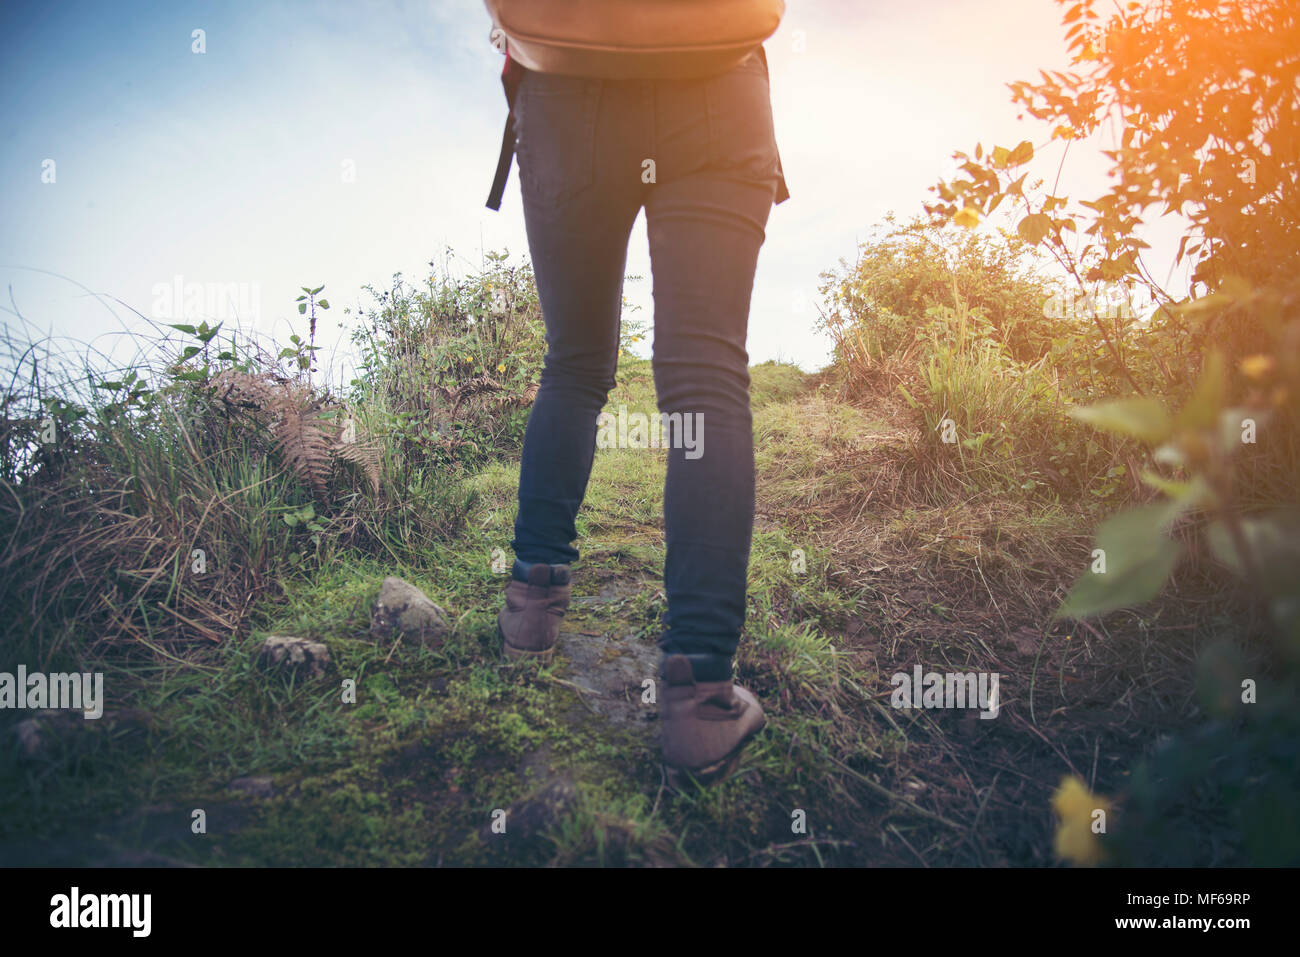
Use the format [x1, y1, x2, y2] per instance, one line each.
[0, 357, 1236, 866]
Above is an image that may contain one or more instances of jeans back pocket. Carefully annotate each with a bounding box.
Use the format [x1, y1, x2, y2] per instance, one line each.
[514, 72, 601, 208]
[703, 51, 780, 192]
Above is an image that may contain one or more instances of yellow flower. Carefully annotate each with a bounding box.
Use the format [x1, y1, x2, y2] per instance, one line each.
[1051, 775, 1112, 866]
[497, 363, 506, 373]
[953, 207, 980, 228]
[1240, 354, 1276, 381]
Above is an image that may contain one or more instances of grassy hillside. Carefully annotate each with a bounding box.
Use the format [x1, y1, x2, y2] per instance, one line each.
[4, 346, 1276, 866]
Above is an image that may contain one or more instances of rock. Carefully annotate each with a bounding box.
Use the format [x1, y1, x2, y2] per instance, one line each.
[370, 576, 450, 646]
[257, 636, 331, 678]
[14, 718, 45, 759]
[228, 776, 275, 799]
[554, 626, 661, 730]
[479, 775, 578, 844]
[13, 708, 153, 761]
[1007, 625, 1043, 658]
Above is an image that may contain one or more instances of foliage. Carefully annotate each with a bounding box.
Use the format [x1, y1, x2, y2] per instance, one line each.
[819, 215, 1132, 497]
[348, 251, 547, 472]
[922, 0, 1299, 864]
[0, 266, 540, 663]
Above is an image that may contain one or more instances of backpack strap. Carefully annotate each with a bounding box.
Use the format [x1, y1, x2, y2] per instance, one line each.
[486, 52, 526, 211]
[756, 46, 790, 205]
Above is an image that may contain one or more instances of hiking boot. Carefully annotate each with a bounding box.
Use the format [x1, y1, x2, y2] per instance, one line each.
[659, 654, 766, 790]
[497, 562, 571, 662]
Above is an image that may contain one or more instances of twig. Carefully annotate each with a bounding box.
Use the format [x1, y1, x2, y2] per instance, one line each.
[888, 823, 931, 867]
[544, 675, 600, 714]
[828, 754, 965, 830]
[1012, 710, 1082, 778]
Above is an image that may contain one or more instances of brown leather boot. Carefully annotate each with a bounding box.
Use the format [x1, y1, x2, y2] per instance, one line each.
[497, 563, 570, 662]
[660, 654, 766, 790]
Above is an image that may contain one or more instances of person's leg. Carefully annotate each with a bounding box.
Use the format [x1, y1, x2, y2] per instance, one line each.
[645, 52, 781, 681]
[509, 71, 645, 572]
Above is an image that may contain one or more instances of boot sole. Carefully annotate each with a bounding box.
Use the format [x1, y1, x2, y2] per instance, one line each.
[498, 623, 556, 663]
[662, 725, 763, 792]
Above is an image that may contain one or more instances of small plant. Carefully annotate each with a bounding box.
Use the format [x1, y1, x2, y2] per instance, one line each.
[288, 285, 329, 380]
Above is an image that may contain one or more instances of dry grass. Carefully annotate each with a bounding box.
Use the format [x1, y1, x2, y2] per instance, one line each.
[0, 344, 474, 667]
[752, 385, 1263, 865]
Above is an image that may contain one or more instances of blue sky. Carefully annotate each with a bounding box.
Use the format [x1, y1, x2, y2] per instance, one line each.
[1, 0, 1181, 378]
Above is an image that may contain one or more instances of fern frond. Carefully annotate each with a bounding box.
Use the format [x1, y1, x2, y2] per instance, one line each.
[269, 390, 332, 497]
[334, 439, 382, 495]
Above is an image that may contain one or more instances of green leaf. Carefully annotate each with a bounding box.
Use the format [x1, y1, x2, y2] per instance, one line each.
[1173, 292, 1232, 317]
[168, 323, 198, 335]
[1173, 351, 1226, 431]
[1140, 472, 1212, 508]
[1057, 537, 1182, 619]
[1056, 501, 1188, 619]
[298, 302, 307, 314]
[1070, 397, 1172, 445]
[317, 299, 329, 309]
[1017, 213, 1052, 245]
[1207, 509, 1300, 598]
[196, 322, 223, 344]
[1008, 140, 1034, 165]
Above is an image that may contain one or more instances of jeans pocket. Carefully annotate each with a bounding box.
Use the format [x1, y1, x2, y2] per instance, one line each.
[514, 71, 600, 207]
[704, 51, 780, 190]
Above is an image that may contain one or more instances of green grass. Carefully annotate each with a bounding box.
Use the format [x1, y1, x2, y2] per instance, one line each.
[1, 357, 879, 866]
[1, 355, 1259, 867]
